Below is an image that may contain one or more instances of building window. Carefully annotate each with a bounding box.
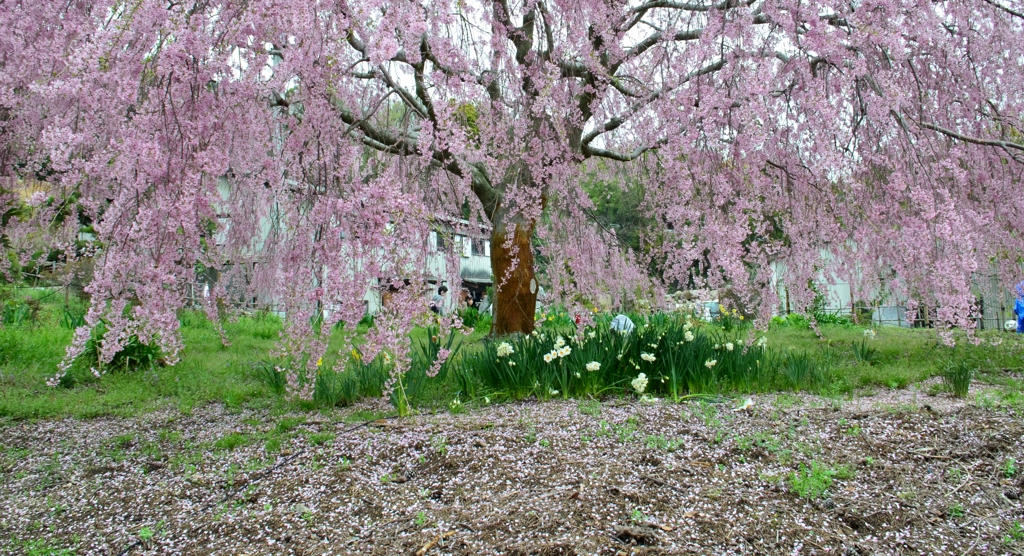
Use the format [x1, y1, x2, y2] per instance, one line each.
[457, 235, 471, 258]
[472, 238, 488, 257]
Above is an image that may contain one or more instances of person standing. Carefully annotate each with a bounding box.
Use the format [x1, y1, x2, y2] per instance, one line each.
[610, 314, 635, 334]
[430, 285, 448, 316]
[1015, 281, 1024, 334]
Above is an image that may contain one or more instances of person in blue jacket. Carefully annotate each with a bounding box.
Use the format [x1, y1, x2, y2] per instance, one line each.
[1016, 282, 1024, 334]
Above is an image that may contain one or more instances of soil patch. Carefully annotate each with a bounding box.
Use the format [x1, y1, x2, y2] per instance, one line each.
[1, 388, 1022, 555]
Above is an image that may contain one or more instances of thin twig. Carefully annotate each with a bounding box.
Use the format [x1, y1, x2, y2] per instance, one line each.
[416, 531, 455, 556]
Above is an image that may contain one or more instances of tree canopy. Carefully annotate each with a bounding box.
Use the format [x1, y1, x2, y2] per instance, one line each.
[1, 0, 1022, 383]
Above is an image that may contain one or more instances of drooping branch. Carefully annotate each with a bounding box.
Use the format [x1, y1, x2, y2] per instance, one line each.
[582, 57, 726, 147]
[980, 0, 1024, 20]
[582, 139, 666, 162]
[333, 98, 417, 155]
[621, 28, 704, 65]
[918, 120, 1024, 160]
[623, 0, 732, 32]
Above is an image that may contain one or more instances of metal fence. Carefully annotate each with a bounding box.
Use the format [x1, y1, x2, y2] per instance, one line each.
[808, 304, 1017, 330]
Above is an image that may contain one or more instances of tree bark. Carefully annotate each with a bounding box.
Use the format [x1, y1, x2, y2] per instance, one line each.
[489, 217, 537, 336]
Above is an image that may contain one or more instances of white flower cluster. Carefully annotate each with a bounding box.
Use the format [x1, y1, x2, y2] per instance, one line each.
[544, 339, 572, 363]
[704, 359, 718, 369]
[756, 336, 768, 348]
[640, 352, 656, 363]
[496, 342, 514, 357]
[684, 331, 695, 342]
[586, 361, 601, 372]
[725, 342, 734, 352]
[863, 329, 877, 338]
[631, 373, 648, 393]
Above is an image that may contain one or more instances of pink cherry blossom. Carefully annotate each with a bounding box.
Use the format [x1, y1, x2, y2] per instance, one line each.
[0, 1, 1019, 392]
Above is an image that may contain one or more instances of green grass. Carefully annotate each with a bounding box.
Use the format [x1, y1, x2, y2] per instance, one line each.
[0, 298, 288, 419]
[306, 432, 335, 446]
[943, 359, 975, 398]
[765, 324, 1023, 393]
[1, 287, 1022, 420]
[18, 539, 76, 556]
[214, 432, 253, 451]
[789, 461, 854, 499]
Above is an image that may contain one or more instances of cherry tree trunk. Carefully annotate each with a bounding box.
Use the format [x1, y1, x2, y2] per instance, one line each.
[489, 218, 537, 336]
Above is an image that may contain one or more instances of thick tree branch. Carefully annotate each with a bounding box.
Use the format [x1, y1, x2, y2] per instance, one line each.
[372, 67, 430, 120]
[583, 58, 726, 146]
[623, 28, 703, 64]
[582, 139, 666, 162]
[631, 0, 719, 12]
[412, 63, 438, 124]
[332, 97, 417, 155]
[980, 0, 1024, 19]
[919, 120, 1024, 155]
[537, 0, 556, 61]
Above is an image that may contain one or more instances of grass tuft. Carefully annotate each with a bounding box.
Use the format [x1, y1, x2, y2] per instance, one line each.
[943, 360, 974, 398]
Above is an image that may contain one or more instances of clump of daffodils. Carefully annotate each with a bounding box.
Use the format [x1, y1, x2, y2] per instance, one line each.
[684, 330, 695, 342]
[755, 336, 768, 348]
[631, 373, 648, 393]
[586, 361, 601, 372]
[863, 329, 877, 339]
[725, 342, 734, 352]
[640, 352, 656, 363]
[704, 359, 718, 369]
[544, 340, 571, 363]
[496, 342, 514, 357]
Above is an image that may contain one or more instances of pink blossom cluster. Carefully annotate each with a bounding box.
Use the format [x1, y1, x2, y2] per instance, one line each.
[0, 0, 1021, 389]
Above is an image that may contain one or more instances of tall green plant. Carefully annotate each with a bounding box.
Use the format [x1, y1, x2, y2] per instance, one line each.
[468, 314, 792, 400]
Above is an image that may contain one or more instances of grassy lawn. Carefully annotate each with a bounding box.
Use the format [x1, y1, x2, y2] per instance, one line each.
[1, 287, 1022, 420]
[768, 323, 1024, 391]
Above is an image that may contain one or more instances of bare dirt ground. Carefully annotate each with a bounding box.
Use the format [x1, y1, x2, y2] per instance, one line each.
[2, 382, 1023, 555]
